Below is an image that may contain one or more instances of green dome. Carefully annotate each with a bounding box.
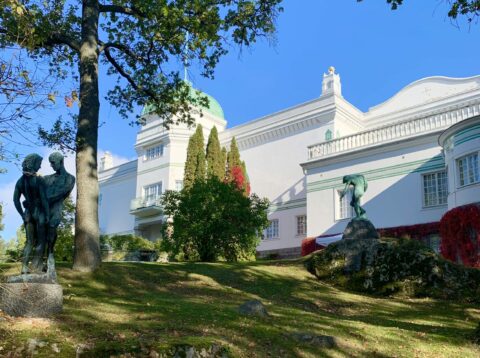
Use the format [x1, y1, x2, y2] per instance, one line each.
[141, 83, 224, 119]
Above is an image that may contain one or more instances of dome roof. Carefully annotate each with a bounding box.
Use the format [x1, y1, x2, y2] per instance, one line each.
[141, 82, 224, 119]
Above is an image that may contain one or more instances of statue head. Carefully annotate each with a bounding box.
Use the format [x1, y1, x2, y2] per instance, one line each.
[22, 153, 43, 174]
[49, 152, 65, 172]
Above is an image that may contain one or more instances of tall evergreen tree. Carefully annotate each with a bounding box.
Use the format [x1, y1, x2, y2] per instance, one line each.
[184, 124, 206, 190]
[206, 126, 224, 179]
[194, 125, 206, 182]
[241, 160, 251, 196]
[226, 137, 241, 182]
[221, 147, 228, 179]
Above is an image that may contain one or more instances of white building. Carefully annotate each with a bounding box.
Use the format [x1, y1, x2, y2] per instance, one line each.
[98, 68, 480, 257]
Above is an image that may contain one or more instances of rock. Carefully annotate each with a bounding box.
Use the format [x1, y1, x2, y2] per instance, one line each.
[305, 237, 480, 301]
[342, 218, 379, 240]
[7, 272, 57, 284]
[0, 283, 63, 317]
[27, 338, 47, 354]
[290, 333, 336, 348]
[170, 345, 228, 358]
[238, 300, 268, 317]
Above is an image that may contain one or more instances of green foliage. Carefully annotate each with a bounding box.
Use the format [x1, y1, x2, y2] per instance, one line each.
[54, 196, 75, 262]
[161, 177, 269, 262]
[206, 126, 224, 179]
[226, 137, 241, 182]
[0, 202, 4, 236]
[100, 234, 155, 252]
[184, 124, 206, 190]
[5, 225, 26, 262]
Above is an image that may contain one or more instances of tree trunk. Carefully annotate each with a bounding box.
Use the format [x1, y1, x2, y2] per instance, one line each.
[73, 0, 101, 272]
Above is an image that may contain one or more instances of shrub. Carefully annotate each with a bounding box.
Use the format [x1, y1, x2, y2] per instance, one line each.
[378, 222, 439, 241]
[161, 177, 269, 262]
[301, 237, 325, 256]
[440, 204, 480, 267]
[100, 234, 155, 252]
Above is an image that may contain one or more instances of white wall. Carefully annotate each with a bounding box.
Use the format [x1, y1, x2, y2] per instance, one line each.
[305, 136, 447, 236]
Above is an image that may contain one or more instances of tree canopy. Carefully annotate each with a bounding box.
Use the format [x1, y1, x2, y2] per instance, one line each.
[161, 177, 269, 262]
[0, 0, 283, 271]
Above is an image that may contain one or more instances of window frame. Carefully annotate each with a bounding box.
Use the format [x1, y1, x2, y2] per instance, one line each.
[143, 182, 163, 204]
[456, 152, 479, 188]
[264, 219, 279, 240]
[335, 188, 354, 221]
[296, 215, 307, 236]
[144, 143, 164, 161]
[422, 170, 448, 208]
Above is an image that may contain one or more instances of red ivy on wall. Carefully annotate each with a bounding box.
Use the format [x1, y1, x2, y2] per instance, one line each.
[378, 222, 440, 241]
[440, 204, 480, 268]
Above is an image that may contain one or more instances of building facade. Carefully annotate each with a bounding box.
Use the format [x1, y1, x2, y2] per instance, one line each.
[98, 68, 480, 256]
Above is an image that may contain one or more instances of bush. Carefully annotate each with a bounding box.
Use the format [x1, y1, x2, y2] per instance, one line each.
[161, 177, 269, 262]
[440, 204, 480, 267]
[100, 234, 156, 252]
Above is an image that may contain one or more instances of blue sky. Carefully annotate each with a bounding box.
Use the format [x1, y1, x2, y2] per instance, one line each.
[1, 0, 479, 240]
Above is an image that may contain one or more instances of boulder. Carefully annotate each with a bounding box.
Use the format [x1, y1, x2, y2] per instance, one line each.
[289, 332, 336, 348]
[342, 218, 379, 240]
[238, 300, 268, 317]
[0, 282, 63, 317]
[305, 237, 480, 301]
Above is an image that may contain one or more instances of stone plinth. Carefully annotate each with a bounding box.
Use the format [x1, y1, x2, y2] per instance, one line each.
[342, 218, 379, 240]
[1, 280, 63, 317]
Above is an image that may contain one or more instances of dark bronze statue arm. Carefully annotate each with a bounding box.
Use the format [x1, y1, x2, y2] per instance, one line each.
[13, 179, 24, 220]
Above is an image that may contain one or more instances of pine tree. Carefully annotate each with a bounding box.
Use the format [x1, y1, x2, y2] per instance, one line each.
[226, 137, 241, 182]
[221, 147, 228, 180]
[241, 161, 251, 196]
[206, 126, 224, 179]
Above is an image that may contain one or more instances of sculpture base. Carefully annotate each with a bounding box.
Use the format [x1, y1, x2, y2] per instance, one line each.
[342, 218, 379, 240]
[0, 282, 62, 317]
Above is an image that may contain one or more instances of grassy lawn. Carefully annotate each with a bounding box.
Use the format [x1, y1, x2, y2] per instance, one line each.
[1, 259, 479, 357]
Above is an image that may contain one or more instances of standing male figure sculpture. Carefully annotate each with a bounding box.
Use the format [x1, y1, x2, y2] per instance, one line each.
[44, 152, 75, 276]
[13, 154, 50, 274]
[340, 174, 368, 219]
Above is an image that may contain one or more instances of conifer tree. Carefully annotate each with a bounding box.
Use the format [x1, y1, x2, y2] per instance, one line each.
[221, 147, 228, 179]
[206, 126, 224, 179]
[194, 125, 206, 182]
[184, 124, 206, 190]
[226, 137, 241, 182]
[241, 160, 251, 196]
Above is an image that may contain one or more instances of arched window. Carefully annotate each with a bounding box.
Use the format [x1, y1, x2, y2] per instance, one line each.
[325, 129, 332, 141]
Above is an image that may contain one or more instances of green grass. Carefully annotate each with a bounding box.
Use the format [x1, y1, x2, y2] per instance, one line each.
[1, 260, 480, 357]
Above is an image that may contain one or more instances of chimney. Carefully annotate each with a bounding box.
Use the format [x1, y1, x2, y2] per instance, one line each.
[99, 151, 113, 171]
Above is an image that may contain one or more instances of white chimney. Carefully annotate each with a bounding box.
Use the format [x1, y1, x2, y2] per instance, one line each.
[99, 151, 113, 171]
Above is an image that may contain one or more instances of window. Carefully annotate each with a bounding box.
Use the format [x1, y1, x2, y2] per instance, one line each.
[144, 144, 164, 161]
[422, 171, 448, 207]
[325, 129, 332, 141]
[457, 153, 479, 187]
[264, 219, 279, 240]
[143, 182, 162, 205]
[175, 180, 184, 191]
[296, 215, 307, 236]
[337, 188, 354, 220]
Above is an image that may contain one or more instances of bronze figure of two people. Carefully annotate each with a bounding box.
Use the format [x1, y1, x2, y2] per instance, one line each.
[13, 152, 75, 276]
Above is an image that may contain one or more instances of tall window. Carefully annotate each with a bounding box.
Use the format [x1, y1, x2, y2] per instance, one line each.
[337, 188, 354, 220]
[264, 219, 279, 240]
[296, 215, 307, 236]
[143, 182, 162, 204]
[145, 144, 164, 161]
[457, 153, 479, 187]
[423, 171, 448, 207]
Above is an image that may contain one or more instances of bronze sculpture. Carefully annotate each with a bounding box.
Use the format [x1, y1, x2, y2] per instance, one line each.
[13, 152, 75, 277]
[340, 174, 368, 219]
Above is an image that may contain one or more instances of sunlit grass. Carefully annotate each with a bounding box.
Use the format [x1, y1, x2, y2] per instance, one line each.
[0, 260, 479, 357]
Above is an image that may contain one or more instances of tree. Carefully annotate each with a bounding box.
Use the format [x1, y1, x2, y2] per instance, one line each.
[206, 126, 224, 179]
[53, 196, 75, 262]
[183, 124, 206, 190]
[358, 0, 480, 23]
[226, 137, 241, 182]
[0, 0, 283, 271]
[0, 202, 4, 235]
[161, 177, 269, 262]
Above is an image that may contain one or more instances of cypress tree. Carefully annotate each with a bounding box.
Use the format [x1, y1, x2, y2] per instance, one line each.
[221, 147, 227, 179]
[184, 134, 198, 190]
[206, 126, 224, 179]
[184, 124, 206, 190]
[194, 124, 206, 182]
[226, 137, 241, 182]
